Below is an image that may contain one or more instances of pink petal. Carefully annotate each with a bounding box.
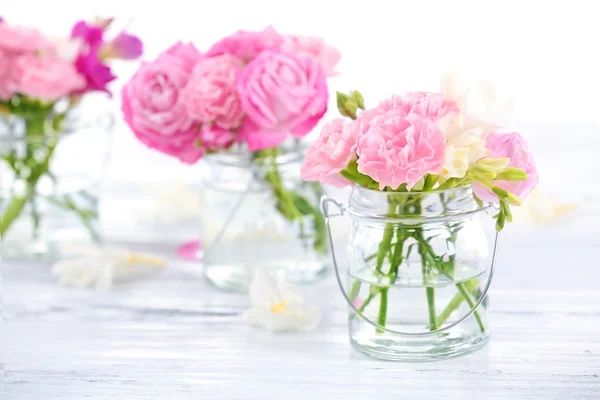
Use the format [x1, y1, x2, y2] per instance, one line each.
[177, 239, 202, 260]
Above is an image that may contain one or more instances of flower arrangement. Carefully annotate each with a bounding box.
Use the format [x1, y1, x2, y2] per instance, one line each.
[0, 18, 142, 241]
[301, 73, 539, 340]
[121, 26, 340, 256]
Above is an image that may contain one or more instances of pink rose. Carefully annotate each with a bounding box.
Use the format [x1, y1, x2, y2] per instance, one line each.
[159, 41, 202, 74]
[237, 50, 328, 151]
[473, 132, 539, 202]
[0, 50, 17, 99]
[206, 26, 284, 62]
[377, 92, 458, 121]
[0, 23, 52, 54]
[198, 125, 237, 152]
[121, 43, 204, 164]
[301, 118, 358, 188]
[11, 54, 85, 100]
[182, 55, 244, 129]
[282, 35, 341, 77]
[356, 112, 446, 190]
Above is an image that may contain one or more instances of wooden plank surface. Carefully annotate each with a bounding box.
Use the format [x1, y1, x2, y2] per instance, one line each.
[2, 221, 600, 399]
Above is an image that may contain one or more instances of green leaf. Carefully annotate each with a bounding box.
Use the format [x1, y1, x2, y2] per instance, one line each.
[495, 210, 506, 231]
[291, 193, 313, 215]
[423, 174, 438, 191]
[495, 167, 528, 181]
[473, 194, 484, 209]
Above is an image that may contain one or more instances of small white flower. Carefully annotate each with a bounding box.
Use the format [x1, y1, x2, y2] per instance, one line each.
[512, 188, 577, 225]
[243, 268, 321, 332]
[51, 244, 166, 290]
[439, 72, 513, 181]
[441, 72, 514, 136]
[440, 130, 490, 182]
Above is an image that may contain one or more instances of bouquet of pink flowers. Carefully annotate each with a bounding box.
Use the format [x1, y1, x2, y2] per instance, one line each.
[301, 73, 539, 346]
[302, 74, 538, 230]
[0, 18, 142, 240]
[122, 27, 340, 255]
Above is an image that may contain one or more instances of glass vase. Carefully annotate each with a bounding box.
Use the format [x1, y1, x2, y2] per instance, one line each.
[200, 144, 330, 292]
[323, 186, 497, 361]
[0, 100, 113, 259]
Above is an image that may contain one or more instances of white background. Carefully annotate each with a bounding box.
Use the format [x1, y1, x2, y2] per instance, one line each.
[2, 0, 599, 211]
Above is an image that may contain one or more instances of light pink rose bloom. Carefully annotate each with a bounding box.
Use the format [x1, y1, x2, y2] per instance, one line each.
[377, 92, 459, 121]
[182, 55, 244, 129]
[301, 118, 358, 188]
[237, 50, 328, 151]
[0, 23, 53, 53]
[159, 41, 202, 74]
[11, 54, 85, 100]
[282, 35, 341, 77]
[206, 26, 284, 62]
[0, 50, 18, 99]
[356, 113, 446, 190]
[121, 43, 204, 164]
[473, 132, 539, 202]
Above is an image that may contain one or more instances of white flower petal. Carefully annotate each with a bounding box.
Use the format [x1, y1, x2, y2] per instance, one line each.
[51, 245, 165, 290]
[249, 267, 304, 308]
[244, 268, 321, 332]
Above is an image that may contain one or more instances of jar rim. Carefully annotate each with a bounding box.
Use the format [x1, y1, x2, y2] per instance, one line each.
[204, 141, 307, 167]
[350, 184, 477, 196]
[346, 184, 491, 221]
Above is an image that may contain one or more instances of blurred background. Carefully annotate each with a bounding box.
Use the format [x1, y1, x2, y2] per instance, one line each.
[3, 0, 599, 246]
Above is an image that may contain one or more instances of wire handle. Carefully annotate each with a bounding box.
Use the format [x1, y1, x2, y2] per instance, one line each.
[320, 195, 500, 337]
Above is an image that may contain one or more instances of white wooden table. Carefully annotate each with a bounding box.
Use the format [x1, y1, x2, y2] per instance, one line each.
[2, 219, 600, 399]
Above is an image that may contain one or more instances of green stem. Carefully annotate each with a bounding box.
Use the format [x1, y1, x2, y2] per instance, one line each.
[376, 288, 388, 334]
[375, 202, 397, 274]
[372, 201, 398, 332]
[349, 289, 379, 321]
[426, 287, 438, 331]
[456, 281, 486, 332]
[46, 195, 100, 243]
[253, 148, 327, 254]
[349, 280, 361, 302]
[415, 230, 486, 333]
[0, 143, 56, 238]
[0, 196, 28, 238]
[436, 279, 480, 327]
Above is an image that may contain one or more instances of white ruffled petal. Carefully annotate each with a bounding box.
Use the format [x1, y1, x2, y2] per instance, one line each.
[244, 268, 322, 332]
[51, 245, 165, 290]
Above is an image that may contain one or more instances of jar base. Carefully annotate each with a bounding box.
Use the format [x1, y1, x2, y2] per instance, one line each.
[349, 330, 490, 362]
[204, 260, 328, 292]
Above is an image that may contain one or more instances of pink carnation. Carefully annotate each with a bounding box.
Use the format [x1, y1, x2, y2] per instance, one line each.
[11, 54, 85, 100]
[301, 118, 357, 188]
[206, 26, 284, 62]
[0, 50, 17, 99]
[356, 113, 446, 190]
[473, 132, 539, 202]
[237, 50, 328, 151]
[121, 43, 203, 164]
[282, 35, 341, 77]
[182, 54, 244, 129]
[0, 23, 52, 54]
[377, 92, 458, 121]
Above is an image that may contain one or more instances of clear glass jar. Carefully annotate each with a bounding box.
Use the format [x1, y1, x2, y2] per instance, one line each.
[336, 186, 493, 361]
[0, 98, 113, 258]
[200, 145, 330, 292]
